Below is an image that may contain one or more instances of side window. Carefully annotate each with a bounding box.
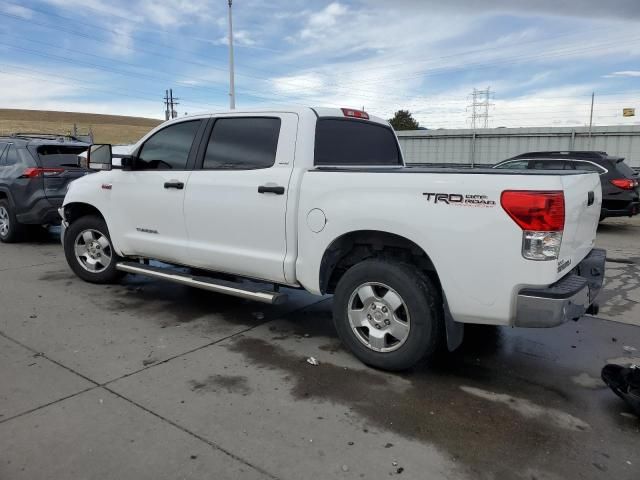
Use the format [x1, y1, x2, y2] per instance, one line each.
[137, 120, 201, 170]
[530, 160, 568, 170]
[203, 117, 281, 170]
[495, 160, 529, 169]
[573, 161, 605, 173]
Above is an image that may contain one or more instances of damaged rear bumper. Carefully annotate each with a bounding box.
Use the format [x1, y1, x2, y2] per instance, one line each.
[514, 248, 606, 328]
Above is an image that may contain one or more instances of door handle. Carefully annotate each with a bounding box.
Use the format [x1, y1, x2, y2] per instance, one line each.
[587, 191, 595, 206]
[258, 185, 285, 195]
[164, 181, 184, 190]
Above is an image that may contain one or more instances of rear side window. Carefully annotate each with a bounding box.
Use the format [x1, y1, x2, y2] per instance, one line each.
[203, 117, 281, 170]
[36, 145, 88, 169]
[572, 161, 605, 173]
[5, 145, 19, 166]
[495, 160, 529, 169]
[530, 160, 571, 170]
[314, 119, 401, 166]
[138, 120, 201, 170]
[0, 143, 7, 165]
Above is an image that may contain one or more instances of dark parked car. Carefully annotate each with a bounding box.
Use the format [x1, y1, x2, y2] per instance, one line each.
[0, 134, 89, 242]
[493, 151, 639, 220]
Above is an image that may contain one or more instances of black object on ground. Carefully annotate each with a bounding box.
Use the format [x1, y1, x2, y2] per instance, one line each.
[601, 364, 640, 416]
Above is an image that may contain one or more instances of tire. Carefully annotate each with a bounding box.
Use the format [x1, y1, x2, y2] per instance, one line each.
[333, 258, 443, 371]
[63, 215, 123, 284]
[0, 199, 25, 243]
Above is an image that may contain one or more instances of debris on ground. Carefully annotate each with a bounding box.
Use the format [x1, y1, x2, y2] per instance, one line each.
[142, 357, 158, 366]
[306, 357, 319, 366]
[384, 443, 393, 448]
[396, 467, 404, 474]
[392, 461, 398, 467]
[341, 465, 349, 472]
[623, 346, 637, 354]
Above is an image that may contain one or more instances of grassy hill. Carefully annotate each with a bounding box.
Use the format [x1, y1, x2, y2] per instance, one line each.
[0, 109, 163, 144]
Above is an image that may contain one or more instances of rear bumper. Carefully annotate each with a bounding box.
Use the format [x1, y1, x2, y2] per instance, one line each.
[514, 248, 606, 328]
[58, 207, 68, 245]
[600, 201, 640, 219]
[16, 198, 62, 225]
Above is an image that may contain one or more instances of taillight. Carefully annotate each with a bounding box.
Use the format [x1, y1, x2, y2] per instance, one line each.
[20, 167, 64, 179]
[610, 178, 638, 190]
[501, 190, 565, 261]
[341, 108, 369, 120]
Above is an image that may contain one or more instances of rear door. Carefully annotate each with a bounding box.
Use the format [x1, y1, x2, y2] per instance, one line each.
[183, 114, 297, 283]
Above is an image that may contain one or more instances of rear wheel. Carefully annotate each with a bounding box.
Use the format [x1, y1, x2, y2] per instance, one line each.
[333, 259, 443, 371]
[64, 215, 123, 283]
[0, 200, 25, 243]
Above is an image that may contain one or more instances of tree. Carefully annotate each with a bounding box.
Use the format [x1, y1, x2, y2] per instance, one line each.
[388, 110, 420, 130]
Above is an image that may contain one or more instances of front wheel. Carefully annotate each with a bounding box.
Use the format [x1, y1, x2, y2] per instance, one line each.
[63, 215, 123, 284]
[333, 259, 443, 371]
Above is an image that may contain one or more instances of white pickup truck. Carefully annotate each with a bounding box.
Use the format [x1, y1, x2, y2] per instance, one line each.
[60, 107, 606, 370]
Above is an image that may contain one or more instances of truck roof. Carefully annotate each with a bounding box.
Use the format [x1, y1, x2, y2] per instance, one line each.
[175, 106, 390, 127]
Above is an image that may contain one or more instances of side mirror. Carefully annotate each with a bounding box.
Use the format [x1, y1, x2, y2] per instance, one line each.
[87, 144, 113, 171]
[120, 156, 136, 171]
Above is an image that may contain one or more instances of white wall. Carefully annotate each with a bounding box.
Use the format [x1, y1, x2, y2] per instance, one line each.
[397, 126, 640, 167]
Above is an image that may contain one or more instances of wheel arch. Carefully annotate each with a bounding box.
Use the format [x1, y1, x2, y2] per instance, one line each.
[319, 230, 440, 295]
[0, 187, 15, 206]
[63, 202, 106, 224]
[319, 229, 464, 352]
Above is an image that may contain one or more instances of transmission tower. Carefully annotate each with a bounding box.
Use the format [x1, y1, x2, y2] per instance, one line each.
[468, 87, 493, 129]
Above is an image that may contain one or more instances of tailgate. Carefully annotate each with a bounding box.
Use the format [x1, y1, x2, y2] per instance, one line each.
[32, 144, 89, 201]
[557, 172, 601, 274]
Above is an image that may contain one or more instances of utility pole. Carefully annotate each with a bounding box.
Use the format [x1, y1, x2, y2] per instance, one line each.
[588, 91, 594, 148]
[227, 0, 236, 109]
[164, 89, 170, 121]
[169, 88, 179, 119]
[164, 89, 179, 120]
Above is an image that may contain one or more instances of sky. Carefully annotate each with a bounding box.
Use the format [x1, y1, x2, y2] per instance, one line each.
[0, 0, 639, 128]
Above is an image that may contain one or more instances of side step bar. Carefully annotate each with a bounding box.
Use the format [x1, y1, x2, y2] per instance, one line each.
[115, 262, 288, 305]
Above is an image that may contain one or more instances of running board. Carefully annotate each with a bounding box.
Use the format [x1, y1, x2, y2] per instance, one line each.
[115, 262, 288, 305]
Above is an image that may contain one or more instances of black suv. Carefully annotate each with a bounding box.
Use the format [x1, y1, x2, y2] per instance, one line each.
[0, 134, 89, 242]
[494, 151, 640, 220]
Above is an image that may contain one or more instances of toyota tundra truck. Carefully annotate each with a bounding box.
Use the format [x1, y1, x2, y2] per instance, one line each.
[59, 107, 605, 370]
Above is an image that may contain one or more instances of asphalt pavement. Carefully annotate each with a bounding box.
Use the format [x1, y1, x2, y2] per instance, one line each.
[1, 219, 639, 480]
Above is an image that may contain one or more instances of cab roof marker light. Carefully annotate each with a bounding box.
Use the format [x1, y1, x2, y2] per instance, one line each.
[341, 108, 369, 120]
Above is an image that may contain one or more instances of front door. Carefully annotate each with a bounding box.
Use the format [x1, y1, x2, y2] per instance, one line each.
[183, 114, 297, 283]
[109, 119, 205, 265]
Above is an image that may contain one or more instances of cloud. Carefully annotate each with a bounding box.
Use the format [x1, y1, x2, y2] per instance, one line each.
[1, 3, 33, 19]
[300, 2, 348, 39]
[605, 71, 640, 78]
[375, 0, 640, 21]
[216, 30, 258, 47]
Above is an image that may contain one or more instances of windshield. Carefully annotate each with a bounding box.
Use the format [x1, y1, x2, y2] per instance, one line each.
[36, 145, 88, 169]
